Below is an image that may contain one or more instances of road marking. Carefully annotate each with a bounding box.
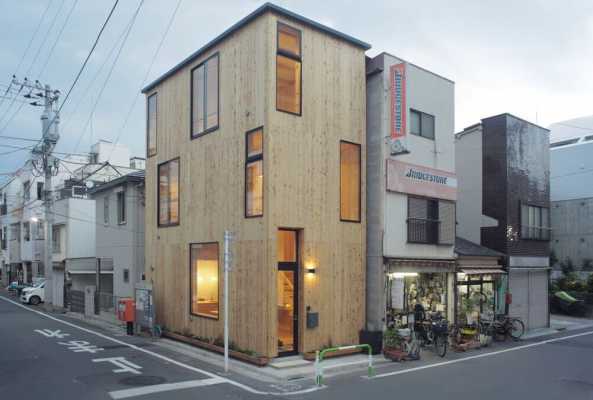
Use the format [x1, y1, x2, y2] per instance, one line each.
[35, 328, 70, 338]
[371, 329, 593, 379]
[108, 378, 226, 399]
[58, 340, 105, 353]
[0, 295, 321, 396]
[93, 357, 143, 375]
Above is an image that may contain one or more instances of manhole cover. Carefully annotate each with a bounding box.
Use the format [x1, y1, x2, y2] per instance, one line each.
[119, 376, 167, 386]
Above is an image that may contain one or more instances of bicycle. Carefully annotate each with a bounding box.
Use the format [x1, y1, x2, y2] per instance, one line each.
[397, 328, 420, 360]
[492, 314, 525, 340]
[415, 316, 449, 357]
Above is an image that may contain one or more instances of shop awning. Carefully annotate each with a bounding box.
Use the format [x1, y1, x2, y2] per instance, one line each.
[460, 268, 506, 275]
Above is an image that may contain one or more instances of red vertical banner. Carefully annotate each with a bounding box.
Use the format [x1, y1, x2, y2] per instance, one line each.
[390, 63, 407, 139]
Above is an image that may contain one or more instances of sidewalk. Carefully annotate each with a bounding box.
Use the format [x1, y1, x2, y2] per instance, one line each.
[522, 314, 593, 339]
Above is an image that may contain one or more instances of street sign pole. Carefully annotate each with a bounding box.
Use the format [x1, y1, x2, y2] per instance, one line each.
[223, 230, 234, 373]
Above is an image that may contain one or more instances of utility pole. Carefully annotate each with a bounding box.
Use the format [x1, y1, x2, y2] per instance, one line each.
[12, 76, 62, 307]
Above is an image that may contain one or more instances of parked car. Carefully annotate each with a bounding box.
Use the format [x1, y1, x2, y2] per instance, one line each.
[21, 280, 46, 305]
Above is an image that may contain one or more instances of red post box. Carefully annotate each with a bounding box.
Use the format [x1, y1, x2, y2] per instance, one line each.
[117, 298, 135, 322]
[505, 292, 513, 305]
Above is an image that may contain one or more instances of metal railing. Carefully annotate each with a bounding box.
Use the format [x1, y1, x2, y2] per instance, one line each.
[520, 225, 551, 240]
[315, 344, 374, 386]
[407, 218, 439, 244]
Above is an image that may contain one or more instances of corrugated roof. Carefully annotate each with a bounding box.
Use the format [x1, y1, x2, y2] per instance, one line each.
[142, 2, 371, 94]
[88, 170, 145, 195]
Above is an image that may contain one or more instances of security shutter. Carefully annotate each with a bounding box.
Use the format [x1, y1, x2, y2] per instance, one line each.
[438, 200, 455, 245]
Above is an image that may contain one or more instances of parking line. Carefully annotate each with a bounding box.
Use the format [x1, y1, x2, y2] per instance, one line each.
[371, 329, 593, 379]
[0, 295, 322, 397]
[109, 377, 226, 399]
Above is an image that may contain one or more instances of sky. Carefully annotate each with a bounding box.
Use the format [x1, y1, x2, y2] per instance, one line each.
[1, 0, 593, 181]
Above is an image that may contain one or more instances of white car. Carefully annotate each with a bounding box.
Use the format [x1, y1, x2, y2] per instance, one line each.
[21, 280, 45, 305]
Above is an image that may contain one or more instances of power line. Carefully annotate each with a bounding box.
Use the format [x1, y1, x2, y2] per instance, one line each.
[37, 0, 80, 81]
[0, 135, 40, 142]
[554, 122, 593, 133]
[107, 0, 183, 162]
[72, 0, 145, 154]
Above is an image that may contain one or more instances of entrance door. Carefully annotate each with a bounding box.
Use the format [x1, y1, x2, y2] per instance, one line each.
[277, 229, 298, 356]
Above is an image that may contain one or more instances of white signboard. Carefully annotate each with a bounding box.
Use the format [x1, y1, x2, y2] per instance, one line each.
[391, 278, 405, 310]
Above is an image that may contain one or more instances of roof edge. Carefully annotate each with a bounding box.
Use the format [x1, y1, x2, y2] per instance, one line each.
[142, 2, 371, 94]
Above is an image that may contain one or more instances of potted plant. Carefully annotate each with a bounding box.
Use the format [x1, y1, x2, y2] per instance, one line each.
[460, 296, 477, 326]
[382, 328, 405, 361]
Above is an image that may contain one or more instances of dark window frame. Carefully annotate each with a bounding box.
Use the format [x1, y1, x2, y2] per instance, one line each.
[339, 140, 362, 223]
[147, 93, 157, 158]
[520, 202, 551, 241]
[36, 182, 44, 200]
[190, 52, 220, 139]
[276, 21, 302, 116]
[410, 108, 435, 140]
[245, 126, 264, 218]
[117, 190, 126, 225]
[123, 268, 130, 283]
[157, 157, 181, 228]
[189, 241, 220, 320]
[406, 195, 440, 244]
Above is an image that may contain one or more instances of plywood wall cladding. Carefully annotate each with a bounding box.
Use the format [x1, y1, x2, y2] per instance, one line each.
[145, 11, 366, 358]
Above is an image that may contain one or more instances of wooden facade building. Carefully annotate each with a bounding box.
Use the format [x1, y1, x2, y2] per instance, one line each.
[142, 3, 370, 358]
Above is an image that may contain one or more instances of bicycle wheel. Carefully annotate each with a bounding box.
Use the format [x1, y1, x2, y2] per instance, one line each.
[435, 334, 448, 357]
[509, 318, 525, 340]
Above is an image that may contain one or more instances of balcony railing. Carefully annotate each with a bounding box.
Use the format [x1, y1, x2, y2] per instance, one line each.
[407, 218, 440, 244]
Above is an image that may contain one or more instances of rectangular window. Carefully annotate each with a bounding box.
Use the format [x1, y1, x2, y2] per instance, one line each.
[521, 204, 550, 240]
[23, 181, 31, 201]
[35, 221, 44, 240]
[37, 182, 44, 200]
[407, 197, 454, 244]
[104, 196, 110, 225]
[123, 269, 129, 284]
[190, 242, 219, 319]
[276, 23, 302, 115]
[10, 223, 20, 242]
[52, 226, 60, 253]
[191, 54, 219, 138]
[340, 141, 361, 222]
[117, 191, 126, 224]
[158, 158, 180, 226]
[410, 109, 435, 140]
[23, 222, 30, 242]
[245, 128, 263, 217]
[147, 93, 157, 157]
[1, 226, 6, 250]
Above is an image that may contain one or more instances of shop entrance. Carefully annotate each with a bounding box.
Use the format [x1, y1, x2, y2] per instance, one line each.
[277, 229, 299, 356]
[456, 273, 500, 325]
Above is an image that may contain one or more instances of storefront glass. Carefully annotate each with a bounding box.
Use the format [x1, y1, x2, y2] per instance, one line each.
[387, 272, 449, 327]
[456, 273, 500, 325]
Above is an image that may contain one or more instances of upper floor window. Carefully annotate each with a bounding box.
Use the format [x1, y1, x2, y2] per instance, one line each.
[37, 182, 44, 200]
[103, 196, 110, 225]
[407, 196, 455, 244]
[117, 190, 126, 224]
[191, 54, 219, 138]
[276, 23, 302, 115]
[1, 226, 6, 250]
[52, 226, 60, 253]
[10, 224, 19, 242]
[245, 128, 263, 217]
[23, 221, 30, 242]
[410, 109, 435, 140]
[520, 204, 550, 240]
[147, 93, 157, 157]
[340, 141, 361, 222]
[158, 158, 180, 227]
[34, 221, 44, 240]
[23, 181, 31, 201]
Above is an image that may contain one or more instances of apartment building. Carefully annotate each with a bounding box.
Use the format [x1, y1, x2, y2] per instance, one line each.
[142, 3, 369, 358]
[365, 53, 456, 342]
[456, 114, 551, 330]
[548, 116, 593, 272]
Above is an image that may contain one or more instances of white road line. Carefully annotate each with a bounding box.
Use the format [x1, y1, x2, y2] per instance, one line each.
[371, 329, 593, 379]
[0, 295, 321, 397]
[108, 377, 226, 399]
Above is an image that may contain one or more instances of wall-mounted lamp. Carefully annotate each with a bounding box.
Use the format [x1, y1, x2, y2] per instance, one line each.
[306, 267, 316, 274]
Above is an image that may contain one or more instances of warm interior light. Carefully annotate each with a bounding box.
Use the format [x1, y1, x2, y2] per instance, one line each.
[389, 272, 419, 279]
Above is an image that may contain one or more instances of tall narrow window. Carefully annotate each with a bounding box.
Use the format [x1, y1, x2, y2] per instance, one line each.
[37, 182, 44, 200]
[23, 222, 30, 241]
[191, 54, 219, 138]
[117, 191, 126, 224]
[245, 128, 263, 217]
[104, 195, 110, 225]
[147, 93, 157, 157]
[158, 158, 180, 226]
[340, 141, 361, 222]
[276, 23, 302, 115]
[190, 242, 219, 319]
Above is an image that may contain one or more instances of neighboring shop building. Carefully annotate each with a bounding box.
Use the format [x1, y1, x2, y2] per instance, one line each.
[548, 116, 593, 274]
[365, 53, 456, 340]
[456, 114, 551, 330]
[142, 3, 369, 358]
[454, 237, 505, 325]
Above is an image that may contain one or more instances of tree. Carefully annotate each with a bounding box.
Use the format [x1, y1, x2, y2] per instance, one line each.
[561, 257, 575, 275]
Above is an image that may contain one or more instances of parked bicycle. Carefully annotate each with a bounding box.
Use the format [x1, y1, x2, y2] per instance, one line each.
[479, 313, 525, 341]
[413, 305, 449, 357]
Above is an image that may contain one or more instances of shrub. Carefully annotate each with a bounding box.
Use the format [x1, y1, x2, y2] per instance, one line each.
[561, 258, 575, 275]
[582, 259, 593, 271]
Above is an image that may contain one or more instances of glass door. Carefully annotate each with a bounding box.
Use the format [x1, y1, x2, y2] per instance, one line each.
[277, 229, 298, 355]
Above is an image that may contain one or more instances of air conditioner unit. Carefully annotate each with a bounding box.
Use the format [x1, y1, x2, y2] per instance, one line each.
[71, 186, 87, 198]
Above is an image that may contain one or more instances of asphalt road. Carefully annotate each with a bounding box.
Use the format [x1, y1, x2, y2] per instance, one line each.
[2, 292, 593, 400]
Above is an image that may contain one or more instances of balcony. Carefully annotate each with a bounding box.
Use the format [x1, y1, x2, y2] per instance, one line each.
[407, 218, 440, 244]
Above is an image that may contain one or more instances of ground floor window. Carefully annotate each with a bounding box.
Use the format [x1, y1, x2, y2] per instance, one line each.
[190, 242, 219, 319]
[387, 272, 449, 327]
[456, 273, 504, 325]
